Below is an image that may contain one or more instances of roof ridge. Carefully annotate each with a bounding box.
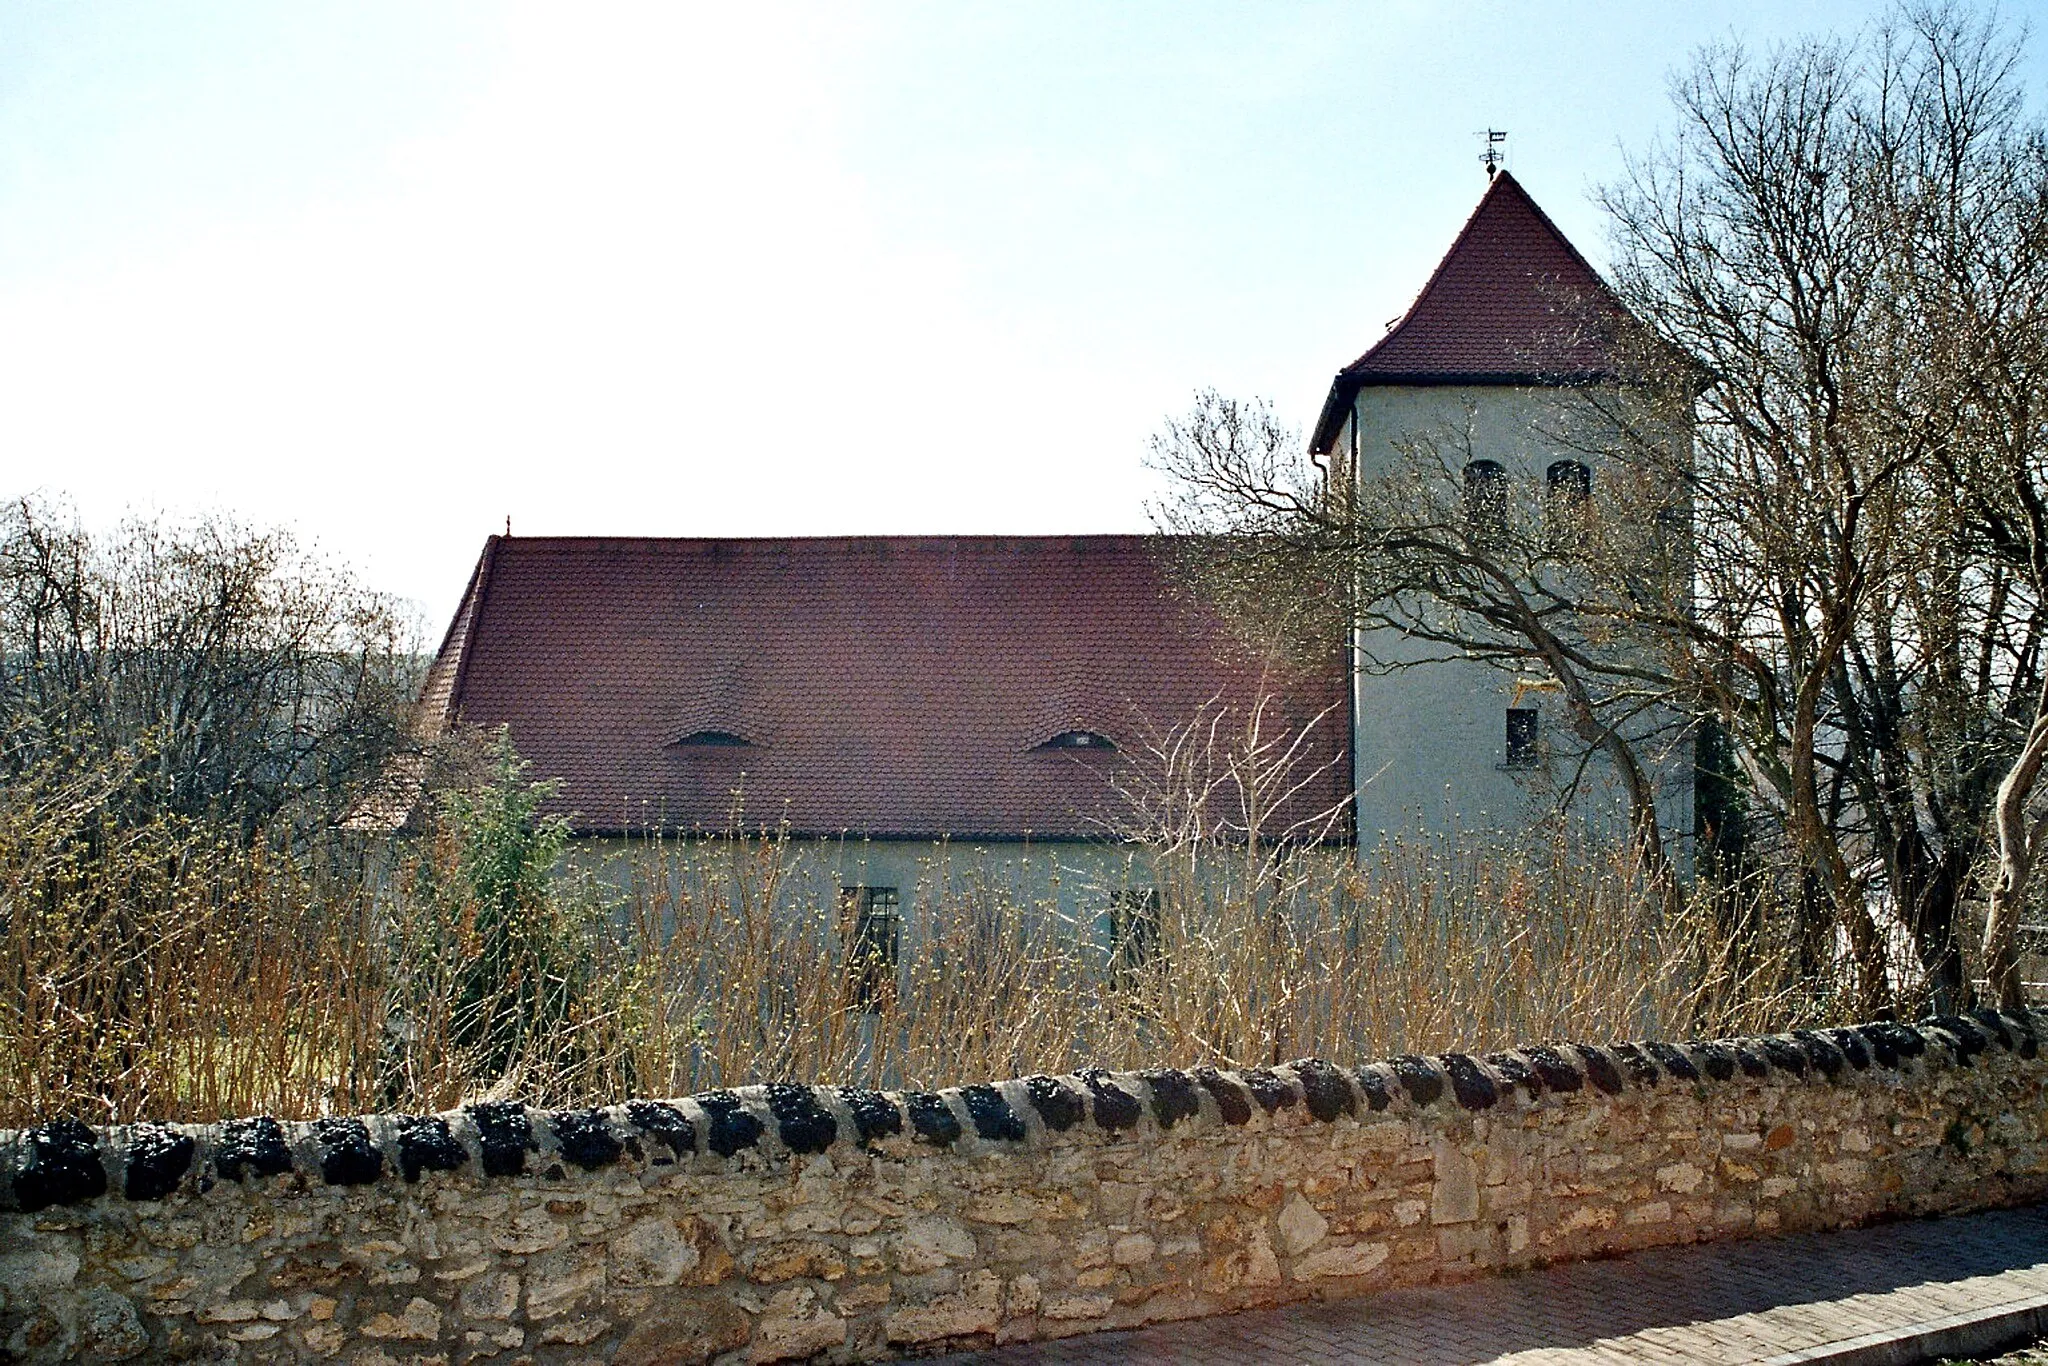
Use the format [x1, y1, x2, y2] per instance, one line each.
[1350, 171, 1523, 372]
[486, 533, 1184, 552]
[443, 534, 504, 725]
[1490, 170, 1613, 303]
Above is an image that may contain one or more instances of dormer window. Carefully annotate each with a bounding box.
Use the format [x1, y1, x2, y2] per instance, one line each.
[1039, 730, 1117, 752]
[672, 729, 750, 748]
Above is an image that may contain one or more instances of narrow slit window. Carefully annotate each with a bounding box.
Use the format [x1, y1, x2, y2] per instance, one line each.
[1108, 888, 1160, 983]
[839, 886, 900, 1010]
[1505, 708, 1540, 769]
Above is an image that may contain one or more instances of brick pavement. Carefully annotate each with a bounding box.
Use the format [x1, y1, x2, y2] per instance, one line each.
[930, 1204, 2048, 1365]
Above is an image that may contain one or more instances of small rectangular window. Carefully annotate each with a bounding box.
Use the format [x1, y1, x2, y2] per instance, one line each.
[1505, 708, 1540, 769]
[1108, 888, 1160, 983]
[839, 886, 900, 1010]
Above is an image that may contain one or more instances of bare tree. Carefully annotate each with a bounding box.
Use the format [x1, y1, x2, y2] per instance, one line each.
[1605, 5, 2048, 1011]
[1860, 8, 2048, 1009]
[1154, 5, 2047, 1015]
[1598, 27, 1917, 1011]
[0, 496, 421, 840]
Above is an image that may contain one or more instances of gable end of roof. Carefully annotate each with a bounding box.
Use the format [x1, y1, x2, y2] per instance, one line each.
[413, 534, 503, 742]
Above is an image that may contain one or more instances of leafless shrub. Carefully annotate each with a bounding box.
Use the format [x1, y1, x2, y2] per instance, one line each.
[0, 718, 1831, 1125]
[0, 496, 419, 841]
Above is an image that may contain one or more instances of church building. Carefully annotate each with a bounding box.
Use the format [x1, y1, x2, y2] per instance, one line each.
[414, 170, 1691, 926]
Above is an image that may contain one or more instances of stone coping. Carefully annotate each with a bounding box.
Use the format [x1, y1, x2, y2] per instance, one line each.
[4, 1009, 2039, 1217]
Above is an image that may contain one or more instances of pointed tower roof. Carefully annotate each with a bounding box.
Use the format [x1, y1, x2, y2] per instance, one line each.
[1310, 170, 1632, 453]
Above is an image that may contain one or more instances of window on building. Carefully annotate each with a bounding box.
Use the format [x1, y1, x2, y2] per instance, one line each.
[1039, 729, 1117, 751]
[1545, 460, 1592, 504]
[839, 886, 900, 1009]
[1505, 708, 1541, 769]
[1463, 460, 1508, 546]
[1107, 888, 1160, 984]
[1544, 460, 1592, 546]
[672, 729, 750, 747]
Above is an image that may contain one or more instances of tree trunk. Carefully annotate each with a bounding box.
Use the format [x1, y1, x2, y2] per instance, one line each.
[1504, 609, 1680, 917]
[1984, 710, 2048, 1011]
[1984, 852, 2027, 1011]
[1549, 646, 1680, 919]
[1787, 678, 1889, 1014]
[1901, 840, 1969, 1014]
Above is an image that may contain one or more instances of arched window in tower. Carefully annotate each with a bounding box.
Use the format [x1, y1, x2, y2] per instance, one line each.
[1545, 460, 1592, 504]
[1544, 460, 1592, 543]
[1463, 460, 1508, 547]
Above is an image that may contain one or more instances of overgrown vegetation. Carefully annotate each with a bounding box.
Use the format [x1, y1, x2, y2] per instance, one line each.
[0, 730, 1823, 1126]
[1, 569, 1825, 1126]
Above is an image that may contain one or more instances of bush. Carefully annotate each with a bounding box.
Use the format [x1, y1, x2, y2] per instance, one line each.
[380, 730, 601, 1104]
[0, 753, 1832, 1125]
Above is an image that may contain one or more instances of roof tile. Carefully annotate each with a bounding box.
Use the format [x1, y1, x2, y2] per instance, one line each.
[431, 535, 1350, 840]
[1312, 171, 1632, 451]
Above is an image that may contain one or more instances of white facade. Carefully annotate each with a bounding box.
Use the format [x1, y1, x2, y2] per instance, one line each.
[573, 833, 1162, 958]
[1329, 383, 1694, 853]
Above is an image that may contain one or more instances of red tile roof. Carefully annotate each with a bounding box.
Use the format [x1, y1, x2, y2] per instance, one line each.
[1311, 171, 1632, 452]
[424, 535, 1351, 840]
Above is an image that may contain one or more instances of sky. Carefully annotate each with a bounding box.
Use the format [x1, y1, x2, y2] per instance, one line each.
[0, 1, 2037, 635]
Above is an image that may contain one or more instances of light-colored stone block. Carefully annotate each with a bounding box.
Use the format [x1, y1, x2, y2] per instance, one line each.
[1276, 1194, 1329, 1255]
[1432, 1139, 1480, 1224]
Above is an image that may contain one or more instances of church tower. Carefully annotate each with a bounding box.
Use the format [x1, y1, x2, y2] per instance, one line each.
[1309, 170, 1693, 850]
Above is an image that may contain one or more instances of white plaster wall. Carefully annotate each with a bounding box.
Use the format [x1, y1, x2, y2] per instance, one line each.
[1344, 384, 1694, 853]
[571, 835, 1157, 958]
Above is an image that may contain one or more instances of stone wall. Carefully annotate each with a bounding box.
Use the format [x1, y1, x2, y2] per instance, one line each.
[3, 1011, 2045, 1364]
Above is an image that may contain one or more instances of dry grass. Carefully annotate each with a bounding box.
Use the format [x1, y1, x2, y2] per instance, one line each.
[590, 825, 1827, 1101]
[0, 763, 390, 1125]
[0, 777, 1831, 1127]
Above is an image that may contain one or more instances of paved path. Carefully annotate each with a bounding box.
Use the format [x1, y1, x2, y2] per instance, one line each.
[933, 1205, 2048, 1365]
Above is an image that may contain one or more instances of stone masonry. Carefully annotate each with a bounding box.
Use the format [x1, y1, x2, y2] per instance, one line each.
[1, 1011, 2044, 1364]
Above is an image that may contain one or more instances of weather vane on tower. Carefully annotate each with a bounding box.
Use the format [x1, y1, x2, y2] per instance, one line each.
[1478, 129, 1508, 177]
